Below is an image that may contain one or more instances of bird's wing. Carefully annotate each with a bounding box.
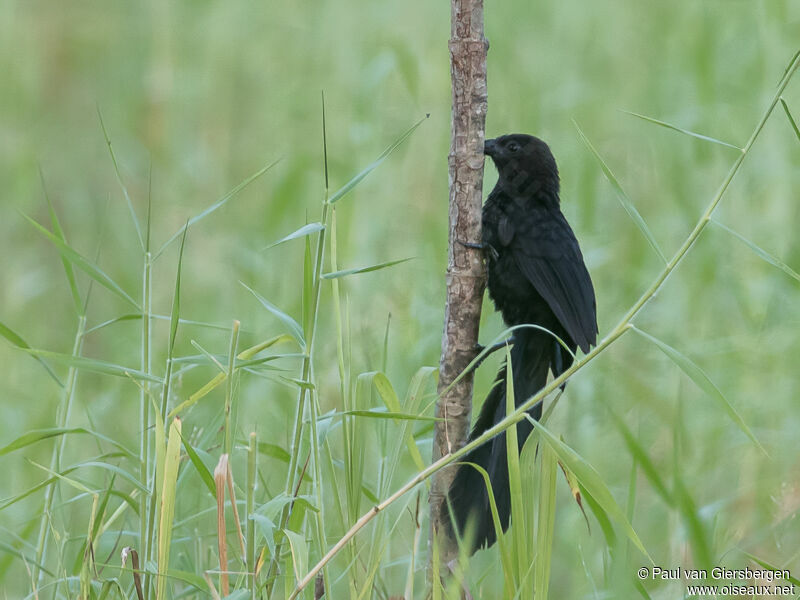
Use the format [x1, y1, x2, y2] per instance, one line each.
[511, 214, 597, 353]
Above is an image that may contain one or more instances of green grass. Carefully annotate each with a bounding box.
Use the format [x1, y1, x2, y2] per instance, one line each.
[1, 1, 800, 598]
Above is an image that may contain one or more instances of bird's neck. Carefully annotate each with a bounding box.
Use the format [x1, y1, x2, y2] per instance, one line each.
[491, 182, 560, 210]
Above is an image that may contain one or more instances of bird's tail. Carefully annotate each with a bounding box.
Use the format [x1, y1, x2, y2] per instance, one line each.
[446, 329, 566, 551]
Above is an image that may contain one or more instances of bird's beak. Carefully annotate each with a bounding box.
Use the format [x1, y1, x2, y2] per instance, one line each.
[484, 138, 498, 157]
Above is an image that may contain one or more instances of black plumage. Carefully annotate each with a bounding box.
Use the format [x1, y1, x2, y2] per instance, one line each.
[447, 134, 598, 551]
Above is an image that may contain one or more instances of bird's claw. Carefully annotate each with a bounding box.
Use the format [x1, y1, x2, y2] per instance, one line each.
[457, 239, 485, 251]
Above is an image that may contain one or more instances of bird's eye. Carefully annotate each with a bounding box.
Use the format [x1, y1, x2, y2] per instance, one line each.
[507, 142, 519, 152]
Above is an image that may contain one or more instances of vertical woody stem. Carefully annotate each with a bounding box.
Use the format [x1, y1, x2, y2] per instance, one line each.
[430, 0, 488, 568]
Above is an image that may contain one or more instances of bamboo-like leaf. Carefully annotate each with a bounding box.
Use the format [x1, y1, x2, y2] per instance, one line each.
[156, 159, 280, 259]
[240, 281, 305, 347]
[264, 222, 325, 250]
[169, 336, 294, 418]
[632, 326, 765, 453]
[673, 476, 713, 570]
[322, 257, 413, 279]
[712, 219, 800, 284]
[779, 98, 800, 143]
[0, 427, 134, 458]
[503, 348, 528, 584]
[0, 320, 63, 386]
[302, 233, 313, 342]
[535, 443, 557, 600]
[622, 111, 742, 150]
[50, 460, 147, 492]
[40, 170, 83, 314]
[157, 418, 182, 600]
[97, 107, 144, 250]
[533, 418, 652, 562]
[607, 409, 673, 505]
[178, 429, 216, 497]
[22, 213, 140, 308]
[456, 461, 515, 593]
[0, 541, 54, 577]
[84, 314, 233, 336]
[254, 442, 291, 463]
[281, 529, 308, 584]
[19, 348, 161, 383]
[574, 122, 667, 263]
[327, 115, 428, 204]
[336, 408, 440, 422]
[168, 223, 188, 357]
[741, 553, 800, 587]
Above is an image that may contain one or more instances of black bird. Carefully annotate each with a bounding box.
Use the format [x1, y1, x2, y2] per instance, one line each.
[447, 134, 597, 551]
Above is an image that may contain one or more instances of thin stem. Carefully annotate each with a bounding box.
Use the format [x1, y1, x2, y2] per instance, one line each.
[247, 433, 257, 600]
[139, 251, 152, 599]
[34, 315, 86, 588]
[265, 183, 331, 596]
[289, 51, 800, 599]
[224, 320, 241, 455]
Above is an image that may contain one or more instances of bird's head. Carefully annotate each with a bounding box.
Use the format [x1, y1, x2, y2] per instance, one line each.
[484, 134, 560, 199]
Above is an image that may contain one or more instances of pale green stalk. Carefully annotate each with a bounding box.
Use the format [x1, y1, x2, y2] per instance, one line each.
[224, 321, 240, 455]
[34, 315, 86, 588]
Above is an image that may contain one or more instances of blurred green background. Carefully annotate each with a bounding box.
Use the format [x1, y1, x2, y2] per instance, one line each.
[1, 0, 799, 597]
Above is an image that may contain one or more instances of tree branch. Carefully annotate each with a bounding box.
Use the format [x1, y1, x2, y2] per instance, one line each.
[430, 0, 489, 569]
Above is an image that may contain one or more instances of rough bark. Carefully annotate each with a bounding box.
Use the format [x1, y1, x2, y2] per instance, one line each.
[430, 0, 488, 569]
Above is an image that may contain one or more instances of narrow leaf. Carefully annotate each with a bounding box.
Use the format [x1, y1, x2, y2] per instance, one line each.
[97, 107, 144, 249]
[281, 529, 308, 584]
[157, 418, 182, 600]
[264, 223, 325, 250]
[533, 418, 652, 562]
[574, 122, 667, 263]
[168, 223, 188, 357]
[22, 213, 139, 308]
[178, 429, 216, 497]
[0, 427, 134, 459]
[240, 281, 305, 347]
[632, 326, 765, 453]
[328, 115, 428, 204]
[322, 257, 413, 279]
[19, 348, 162, 383]
[0, 320, 63, 386]
[156, 159, 280, 258]
[622, 111, 742, 150]
[712, 219, 800, 284]
[40, 170, 83, 314]
[780, 98, 800, 143]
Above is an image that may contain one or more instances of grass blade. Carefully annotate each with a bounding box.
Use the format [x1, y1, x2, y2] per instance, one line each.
[155, 159, 280, 259]
[22, 213, 139, 309]
[534, 443, 557, 600]
[327, 115, 428, 204]
[712, 219, 800, 284]
[240, 281, 305, 348]
[19, 348, 162, 383]
[0, 320, 63, 386]
[533, 418, 652, 562]
[622, 110, 742, 150]
[157, 418, 182, 600]
[264, 222, 325, 250]
[574, 121, 667, 263]
[0, 428, 135, 459]
[322, 257, 413, 279]
[178, 429, 215, 497]
[631, 326, 765, 453]
[779, 98, 800, 143]
[97, 107, 144, 250]
[607, 409, 672, 505]
[39, 170, 83, 315]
